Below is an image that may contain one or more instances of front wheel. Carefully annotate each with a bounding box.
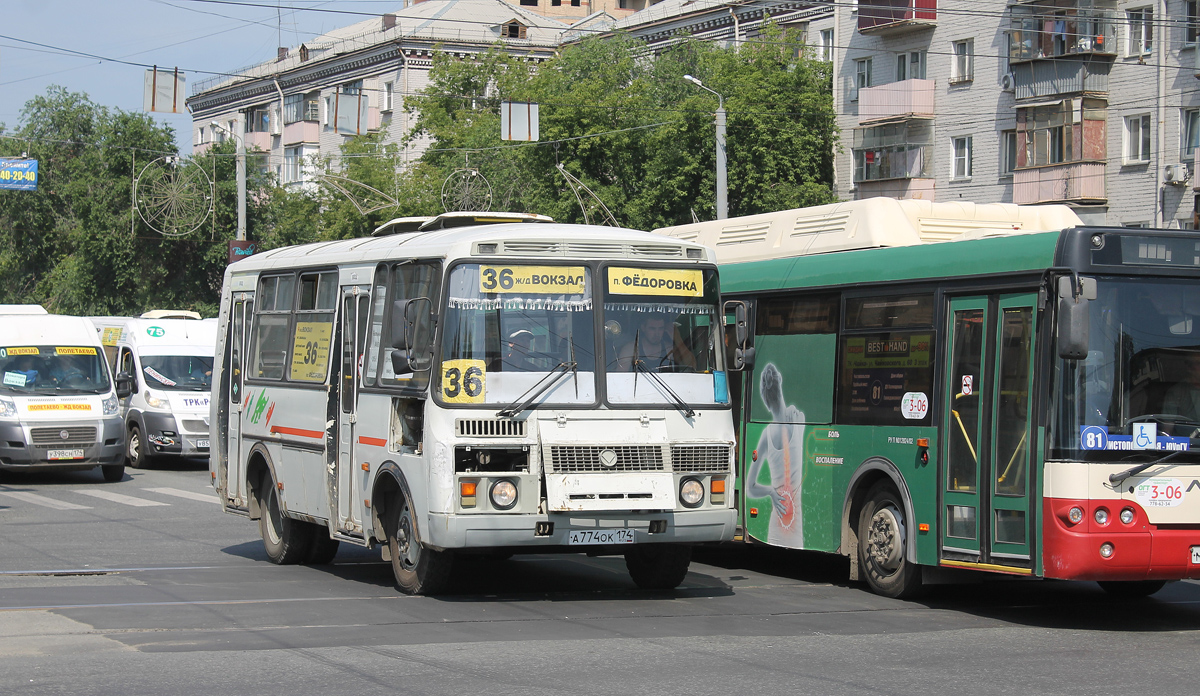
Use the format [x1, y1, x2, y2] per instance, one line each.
[100, 464, 125, 483]
[858, 482, 923, 599]
[387, 494, 453, 595]
[1098, 580, 1168, 598]
[258, 475, 313, 564]
[624, 544, 692, 590]
[127, 425, 153, 470]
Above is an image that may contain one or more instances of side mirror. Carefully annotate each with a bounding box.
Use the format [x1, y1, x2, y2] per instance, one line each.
[390, 350, 412, 376]
[390, 299, 413, 350]
[1057, 276, 1096, 360]
[723, 300, 753, 371]
[736, 346, 756, 370]
[115, 372, 133, 399]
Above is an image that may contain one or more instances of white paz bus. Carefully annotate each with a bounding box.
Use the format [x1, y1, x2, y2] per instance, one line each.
[210, 213, 737, 593]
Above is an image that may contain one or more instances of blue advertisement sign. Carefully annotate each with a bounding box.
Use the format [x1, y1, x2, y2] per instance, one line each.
[1080, 424, 1190, 452]
[0, 159, 38, 191]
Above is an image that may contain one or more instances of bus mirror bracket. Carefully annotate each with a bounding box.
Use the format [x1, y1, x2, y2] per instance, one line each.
[724, 300, 755, 371]
[1056, 274, 1095, 360]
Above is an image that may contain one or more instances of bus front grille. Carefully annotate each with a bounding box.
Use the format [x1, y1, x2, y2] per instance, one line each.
[670, 445, 732, 473]
[548, 445, 665, 473]
[456, 419, 526, 437]
[30, 427, 97, 446]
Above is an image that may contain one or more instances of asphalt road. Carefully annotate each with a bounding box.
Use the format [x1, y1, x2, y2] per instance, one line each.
[2, 463, 1199, 696]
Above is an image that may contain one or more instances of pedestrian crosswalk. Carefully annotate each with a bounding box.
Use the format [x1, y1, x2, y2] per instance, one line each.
[0, 486, 218, 511]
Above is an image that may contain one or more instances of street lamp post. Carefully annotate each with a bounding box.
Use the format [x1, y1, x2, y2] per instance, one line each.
[684, 74, 727, 220]
[211, 118, 247, 241]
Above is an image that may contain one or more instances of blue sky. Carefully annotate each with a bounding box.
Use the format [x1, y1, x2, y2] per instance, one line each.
[0, 1, 405, 153]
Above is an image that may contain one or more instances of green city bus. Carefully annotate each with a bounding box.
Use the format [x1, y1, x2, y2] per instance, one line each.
[657, 198, 1200, 598]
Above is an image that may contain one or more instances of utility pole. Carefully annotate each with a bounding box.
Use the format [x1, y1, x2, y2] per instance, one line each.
[212, 118, 247, 240]
[684, 75, 727, 220]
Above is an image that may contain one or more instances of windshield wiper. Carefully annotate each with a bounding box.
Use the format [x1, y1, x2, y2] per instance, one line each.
[632, 359, 695, 418]
[496, 362, 576, 418]
[1109, 449, 1186, 486]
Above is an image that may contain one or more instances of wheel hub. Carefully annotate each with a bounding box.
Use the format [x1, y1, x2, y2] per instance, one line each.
[867, 505, 905, 572]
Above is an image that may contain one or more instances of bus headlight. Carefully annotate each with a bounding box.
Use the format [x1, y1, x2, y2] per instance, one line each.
[145, 392, 169, 409]
[0, 397, 17, 419]
[1120, 508, 1135, 525]
[102, 394, 119, 416]
[680, 478, 704, 508]
[490, 479, 517, 510]
[1094, 508, 1109, 526]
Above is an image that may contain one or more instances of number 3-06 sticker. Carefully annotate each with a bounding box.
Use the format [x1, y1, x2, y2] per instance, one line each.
[901, 392, 929, 420]
[1134, 477, 1186, 508]
[441, 359, 486, 404]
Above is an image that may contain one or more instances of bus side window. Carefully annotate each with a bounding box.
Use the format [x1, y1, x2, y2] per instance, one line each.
[249, 274, 295, 381]
[379, 261, 441, 390]
[750, 294, 839, 424]
[119, 348, 138, 391]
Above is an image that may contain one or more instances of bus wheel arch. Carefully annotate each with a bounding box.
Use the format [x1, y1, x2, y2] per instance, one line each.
[244, 443, 277, 521]
[841, 458, 918, 583]
[370, 462, 452, 595]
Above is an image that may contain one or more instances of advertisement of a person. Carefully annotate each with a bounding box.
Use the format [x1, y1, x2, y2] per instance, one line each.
[746, 362, 805, 548]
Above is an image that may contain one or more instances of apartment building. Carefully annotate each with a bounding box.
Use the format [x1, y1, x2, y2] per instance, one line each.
[835, 0, 1200, 227]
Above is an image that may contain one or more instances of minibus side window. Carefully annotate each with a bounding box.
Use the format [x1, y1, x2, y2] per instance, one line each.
[249, 274, 295, 381]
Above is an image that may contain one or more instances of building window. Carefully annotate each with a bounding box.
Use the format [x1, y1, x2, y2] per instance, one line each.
[1016, 99, 1106, 168]
[895, 50, 926, 81]
[952, 136, 973, 179]
[1127, 8, 1153, 56]
[244, 107, 270, 133]
[951, 40, 973, 83]
[323, 96, 333, 130]
[283, 147, 302, 183]
[383, 82, 394, 112]
[572, 0, 581, 5]
[341, 80, 363, 96]
[552, 0, 561, 5]
[520, 0, 537, 5]
[1002, 130, 1017, 176]
[853, 58, 872, 100]
[1184, 109, 1200, 159]
[503, 21, 527, 39]
[1188, 2, 1200, 46]
[1124, 114, 1151, 163]
[852, 120, 933, 182]
[819, 28, 834, 61]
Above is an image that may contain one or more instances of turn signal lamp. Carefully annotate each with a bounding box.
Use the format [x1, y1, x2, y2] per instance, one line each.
[460, 480, 477, 508]
[1068, 506, 1084, 524]
[710, 478, 726, 505]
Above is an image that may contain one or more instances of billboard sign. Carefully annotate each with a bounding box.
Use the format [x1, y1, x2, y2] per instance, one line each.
[0, 159, 38, 191]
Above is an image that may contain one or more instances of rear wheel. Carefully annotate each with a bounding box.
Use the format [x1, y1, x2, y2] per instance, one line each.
[624, 544, 692, 590]
[127, 425, 153, 470]
[858, 482, 923, 599]
[387, 494, 453, 595]
[304, 524, 340, 565]
[1098, 580, 1168, 598]
[258, 474, 312, 564]
[100, 464, 125, 482]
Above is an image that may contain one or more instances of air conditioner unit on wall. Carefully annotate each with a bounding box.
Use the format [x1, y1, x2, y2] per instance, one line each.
[1165, 163, 1191, 185]
[999, 72, 1015, 92]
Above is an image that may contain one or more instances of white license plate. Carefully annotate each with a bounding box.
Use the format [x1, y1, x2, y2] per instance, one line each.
[1191, 546, 1200, 565]
[47, 449, 85, 460]
[568, 529, 636, 545]
[196, 439, 209, 449]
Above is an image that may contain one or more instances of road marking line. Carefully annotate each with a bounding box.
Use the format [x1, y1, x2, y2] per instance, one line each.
[141, 487, 219, 504]
[72, 490, 169, 507]
[0, 491, 92, 510]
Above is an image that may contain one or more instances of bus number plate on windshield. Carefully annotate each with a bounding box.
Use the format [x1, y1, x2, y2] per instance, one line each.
[568, 529, 635, 545]
[47, 449, 84, 460]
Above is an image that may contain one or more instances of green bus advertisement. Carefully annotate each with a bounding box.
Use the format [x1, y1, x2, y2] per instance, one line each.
[657, 199, 1200, 598]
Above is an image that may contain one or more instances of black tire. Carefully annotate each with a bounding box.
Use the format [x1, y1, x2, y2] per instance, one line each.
[386, 494, 453, 595]
[624, 544, 692, 590]
[304, 524, 340, 565]
[100, 464, 125, 483]
[258, 475, 313, 565]
[126, 425, 153, 470]
[858, 482, 923, 599]
[1098, 580, 1169, 598]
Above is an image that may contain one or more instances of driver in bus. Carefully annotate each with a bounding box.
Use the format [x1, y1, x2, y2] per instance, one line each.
[1162, 352, 1200, 434]
[617, 313, 695, 371]
[503, 329, 540, 372]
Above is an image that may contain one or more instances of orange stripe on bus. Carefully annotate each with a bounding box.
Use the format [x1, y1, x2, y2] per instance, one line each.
[269, 425, 325, 439]
[358, 436, 388, 447]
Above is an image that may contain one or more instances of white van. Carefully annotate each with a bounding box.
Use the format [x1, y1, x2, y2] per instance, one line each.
[0, 307, 127, 481]
[101, 317, 217, 468]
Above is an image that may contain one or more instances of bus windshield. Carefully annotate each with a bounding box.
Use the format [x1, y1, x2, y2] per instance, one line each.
[602, 266, 725, 407]
[1052, 276, 1200, 460]
[141, 355, 213, 391]
[439, 263, 597, 405]
[0, 346, 111, 395]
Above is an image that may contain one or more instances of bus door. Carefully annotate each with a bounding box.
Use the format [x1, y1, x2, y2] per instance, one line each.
[224, 292, 253, 506]
[335, 285, 371, 535]
[942, 293, 1037, 567]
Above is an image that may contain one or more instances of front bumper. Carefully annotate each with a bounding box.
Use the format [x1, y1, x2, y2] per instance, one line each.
[141, 411, 210, 459]
[423, 508, 737, 550]
[0, 417, 124, 470]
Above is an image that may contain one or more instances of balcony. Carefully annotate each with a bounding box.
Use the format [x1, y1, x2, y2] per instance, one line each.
[858, 0, 936, 36]
[1013, 161, 1105, 204]
[855, 178, 935, 201]
[1007, 1, 1118, 64]
[244, 131, 273, 151]
[858, 79, 935, 124]
[283, 121, 319, 145]
[1011, 58, 1109, 101]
